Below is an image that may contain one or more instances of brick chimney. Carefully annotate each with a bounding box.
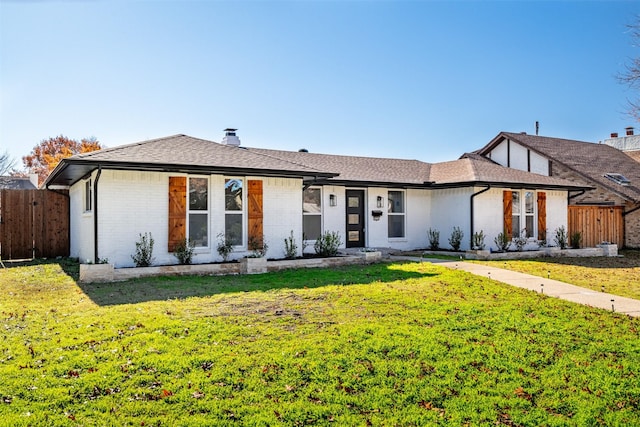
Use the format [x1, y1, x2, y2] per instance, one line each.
[626, 127, 634, 136]
[221, 128, 241, 146]
[610, 132, 618, 138]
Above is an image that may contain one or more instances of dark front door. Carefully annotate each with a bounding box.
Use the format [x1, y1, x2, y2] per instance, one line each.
[345, 190, 365, 248]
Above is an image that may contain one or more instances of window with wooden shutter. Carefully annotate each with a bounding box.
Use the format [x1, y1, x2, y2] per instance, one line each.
[168, 177, 187, 252]
[248, 180, 264, 248]
[537, 192, 546, 241]
[503, 190, 513, 238]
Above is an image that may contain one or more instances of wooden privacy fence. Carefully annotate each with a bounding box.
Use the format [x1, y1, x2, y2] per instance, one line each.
[568, 205, 624, 248]
[0, 189, 69, 260]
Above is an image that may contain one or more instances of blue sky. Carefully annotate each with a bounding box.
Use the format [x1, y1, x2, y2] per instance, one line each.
[1, 1, 639, 169]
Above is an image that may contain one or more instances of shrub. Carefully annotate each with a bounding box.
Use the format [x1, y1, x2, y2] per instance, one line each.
[284, 230, 298, 259]
[570, 231, 582, 249]
[538, 229, 548, 247]
[173, 238, 195, 265]
[448, 226, 464, 251]
[494, 229, 511, 252]
[554, 226, 568, 249]
[472, 230, 486, 250]
[216, 233, 234, 262]
[513, 229, 527, 252]
[427, 228, 440, 250]
[131, 232, 155, 267]
[314, 231, 341, 257]
[248, 235, 269, 258]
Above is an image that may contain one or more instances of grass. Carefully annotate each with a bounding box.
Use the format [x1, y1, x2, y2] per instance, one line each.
[469, 250, 640, 300]
[1, 259, 639, 426]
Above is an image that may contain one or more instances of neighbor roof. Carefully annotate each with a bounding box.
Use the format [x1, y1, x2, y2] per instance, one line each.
[477, 132, 640, 203]
[0, 176, 37, 190]
[44, 133, 590, 191]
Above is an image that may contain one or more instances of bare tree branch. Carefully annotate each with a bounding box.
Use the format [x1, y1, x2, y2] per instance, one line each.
[0, 151, 17, 176]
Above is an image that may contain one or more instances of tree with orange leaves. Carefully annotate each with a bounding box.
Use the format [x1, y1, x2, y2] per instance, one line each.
[23, 135, 103, 186]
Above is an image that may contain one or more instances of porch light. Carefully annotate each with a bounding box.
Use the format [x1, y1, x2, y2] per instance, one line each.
[329, 194, 337, 207]
[376, 196, 384, 208]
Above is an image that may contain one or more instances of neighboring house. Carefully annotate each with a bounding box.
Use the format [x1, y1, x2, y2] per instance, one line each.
[476, 132, 640, 248]
[603, 127, 640, 164]
[0, 175, 38, 189]
[44, 130, 589, 267]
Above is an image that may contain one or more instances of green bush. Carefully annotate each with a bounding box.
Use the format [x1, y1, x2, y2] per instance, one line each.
[494, 229, 511, 252]
[216, 233, 234, 262]
[555, 226, 568, 249]
[314, 231, 341, 257]
[472, 230, 486, 250]
[448, 226, 464, 251]
[427, 228, 440, 250]
[131, 232, 155, 267]
[173, 238, 195, 265]
[248, 235, 269, 258]
[284, 230, 298, 259]
[570, 231, 582, 249]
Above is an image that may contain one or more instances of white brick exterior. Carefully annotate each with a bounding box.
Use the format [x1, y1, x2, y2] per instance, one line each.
[68, 170, 572, 266]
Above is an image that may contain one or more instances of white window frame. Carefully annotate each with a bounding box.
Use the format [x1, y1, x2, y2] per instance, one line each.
[84, 179, 92, 213]
[224, 177, 246, 247]
[387, 190, 406, 239]
[187, 176, 210, 249]
[512, 190, 536, 239]
[303, 186, 323, 241]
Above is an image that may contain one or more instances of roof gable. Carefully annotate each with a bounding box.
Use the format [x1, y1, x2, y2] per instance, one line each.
[478, 132, 640, 203]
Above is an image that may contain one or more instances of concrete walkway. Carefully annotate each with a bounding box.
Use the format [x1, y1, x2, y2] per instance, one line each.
[390, 256, 640, 318]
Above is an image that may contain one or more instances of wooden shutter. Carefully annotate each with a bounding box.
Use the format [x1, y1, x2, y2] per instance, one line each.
[503, 190, 513, 238]
[168, 177, 187, 251]
[537, 192, 546, 241]
[248, 180, 263, 244]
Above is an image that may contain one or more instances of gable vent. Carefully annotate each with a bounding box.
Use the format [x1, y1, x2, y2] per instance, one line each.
[604, 173, 630, 186]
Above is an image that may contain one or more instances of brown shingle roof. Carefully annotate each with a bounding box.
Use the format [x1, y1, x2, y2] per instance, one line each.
[430, 155, 586, 188]
[248, 148, 432, 185]
[44, 133, 591, 191]
[478, 132, 640, 203]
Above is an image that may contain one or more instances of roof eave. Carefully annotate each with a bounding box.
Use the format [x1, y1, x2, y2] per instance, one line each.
[45, 159, 338, 187]
[430, 180, 594, 191]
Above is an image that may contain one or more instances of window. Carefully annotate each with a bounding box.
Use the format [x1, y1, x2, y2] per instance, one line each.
[512, 190, 534, 238]
[303, 187, 322, 240]
[84, 179, 92, 212]
[388, 191, 405, 238]
[225, 178, 244, 246]
[188, 177, 208, 247]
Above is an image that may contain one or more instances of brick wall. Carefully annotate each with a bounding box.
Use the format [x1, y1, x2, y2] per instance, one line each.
[552, 162, 640, 248]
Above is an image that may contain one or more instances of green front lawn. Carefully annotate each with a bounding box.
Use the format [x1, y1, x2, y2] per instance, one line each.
[469, 250, 640, 300]
[1, 260, 639, 426]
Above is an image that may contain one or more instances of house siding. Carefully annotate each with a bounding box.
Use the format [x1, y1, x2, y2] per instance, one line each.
[69, 176, 95, 263]
[430, 188, 473, 250]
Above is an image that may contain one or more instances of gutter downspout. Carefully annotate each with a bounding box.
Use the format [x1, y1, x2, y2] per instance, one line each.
[93, 166, 102, 264]
[470, 185, 491, 249]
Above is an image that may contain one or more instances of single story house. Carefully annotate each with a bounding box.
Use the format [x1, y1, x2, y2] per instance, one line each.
[476, 131, 640, 248]
[44, 130, 590, 267]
